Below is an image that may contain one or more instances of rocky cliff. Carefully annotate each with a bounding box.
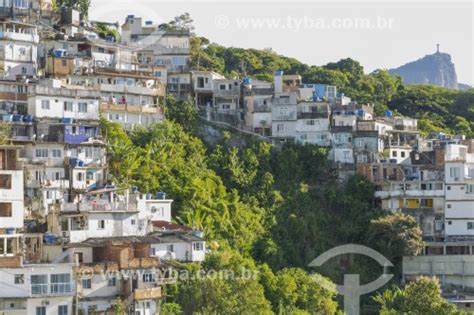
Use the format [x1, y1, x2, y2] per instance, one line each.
[389, 51, 459, 89]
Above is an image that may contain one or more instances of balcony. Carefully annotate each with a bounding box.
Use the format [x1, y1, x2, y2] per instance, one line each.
[133, 287, 162, 300]
[61, 201, 138, 213]
[0, 255, 22, 268]
[297, 112, 329, 119]
[98, 84, 164, 96]
[374, 182, 445, 199]
[64, 133, 89, 144]
[100, 103, 162, 114]
[214, 89, 240, 98]
[35, 86, 100, 99]
[0, 7, 30, 18]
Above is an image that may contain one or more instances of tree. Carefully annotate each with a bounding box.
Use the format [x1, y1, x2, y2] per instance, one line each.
[0, 121, 11, 145]
[367, 213, 424, 263]
[374, 277, 464, 314]
[55, 0, 90, 16]
[163, 96, 197, 132]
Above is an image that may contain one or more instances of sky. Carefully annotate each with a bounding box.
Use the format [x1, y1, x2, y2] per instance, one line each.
[89, 0, 474, 85]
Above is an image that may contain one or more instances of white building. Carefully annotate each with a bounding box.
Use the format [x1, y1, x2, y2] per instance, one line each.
[149, 232, 206, 262]
[0, 21, 39, 79]
[28, 82, 100, 121]
[271, 93, 297, 140]
[0, 259, 75, 315]
[0, 146, 24, 231]
[444, 144, 474, 238]
[295, 102, 331, 146]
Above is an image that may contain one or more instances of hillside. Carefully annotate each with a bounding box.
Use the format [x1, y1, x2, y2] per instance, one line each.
[191, 36, 474, 137]
[389, 51, 459, 89]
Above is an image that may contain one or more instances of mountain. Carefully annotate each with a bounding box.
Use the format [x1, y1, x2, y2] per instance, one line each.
[459, 83, 472, 90]
[389, 50, 458, 89]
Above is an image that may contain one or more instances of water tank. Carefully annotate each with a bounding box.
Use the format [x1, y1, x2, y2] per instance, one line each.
[44, 233, 58, 244]
[242, 77, 252, 85]
[274, 70, 284, 76]
[145, 20, 153, 25]
[384, 110, 393, 117]
[156, 192, 166, 200]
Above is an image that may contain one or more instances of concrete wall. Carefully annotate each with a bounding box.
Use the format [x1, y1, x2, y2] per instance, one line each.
[403, 255, 474, 289]
[0, 170, 24, 229]
[28, 96, 99, 120]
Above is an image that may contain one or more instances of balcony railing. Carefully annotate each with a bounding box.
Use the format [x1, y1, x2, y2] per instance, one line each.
[62, 201, 138, 213]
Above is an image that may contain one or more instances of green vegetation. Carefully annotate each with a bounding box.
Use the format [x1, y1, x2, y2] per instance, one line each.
[54, 0, 90, 16]
[374, 277, 465, 314]
[94, 22, 120, 42]
[103, 113, 441, 313]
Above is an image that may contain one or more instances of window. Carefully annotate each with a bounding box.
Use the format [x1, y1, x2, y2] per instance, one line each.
[31, 274, 48, 295]
[64, 101, 73, 111]
[14, 274, 24, 284]
[78, 102, 88, 113]
[447, 186, 451, 190]
[98, 220, 105, 229]
[219, 84, 226, 90]
[450, 167, 461, 180]
[82, 278, 91, 289]
[468, 222, 474, 230]
[167, 244, 174, 252]
[50, 274, 71, 294]
[193, 242, 204, 251]
[0, 174, 12, 189]
[131, 219, 136, 225]
[197, 77, 204, 88]
[0, 203, 12, 217]
[41, 100, 50, 110]
[357, 155, 368, 163]
[36, 148, 48, 158]
[277, 124, 284, 132]
[279, 107, 288, 116]
[76, 173, 84, 181]
[306, 120, 315, 125]
[392, 151, 398, 157]
[17, 85, 27, 93]
[108, 277, 117, 287]
[447, 204, 452, 209]
[467, 184, 474, 194]
[58, 305, 68, 315]
[51, 149, 62, 158]
[143, 273, 154, 283]
[36, 307, 46, 315]
[21, 67, 27, 74]
[401, 151, 406, 158]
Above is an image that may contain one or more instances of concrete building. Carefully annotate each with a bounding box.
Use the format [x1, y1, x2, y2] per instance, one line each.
[295, 101, 331, 146]
[0, 21, 39, 79]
